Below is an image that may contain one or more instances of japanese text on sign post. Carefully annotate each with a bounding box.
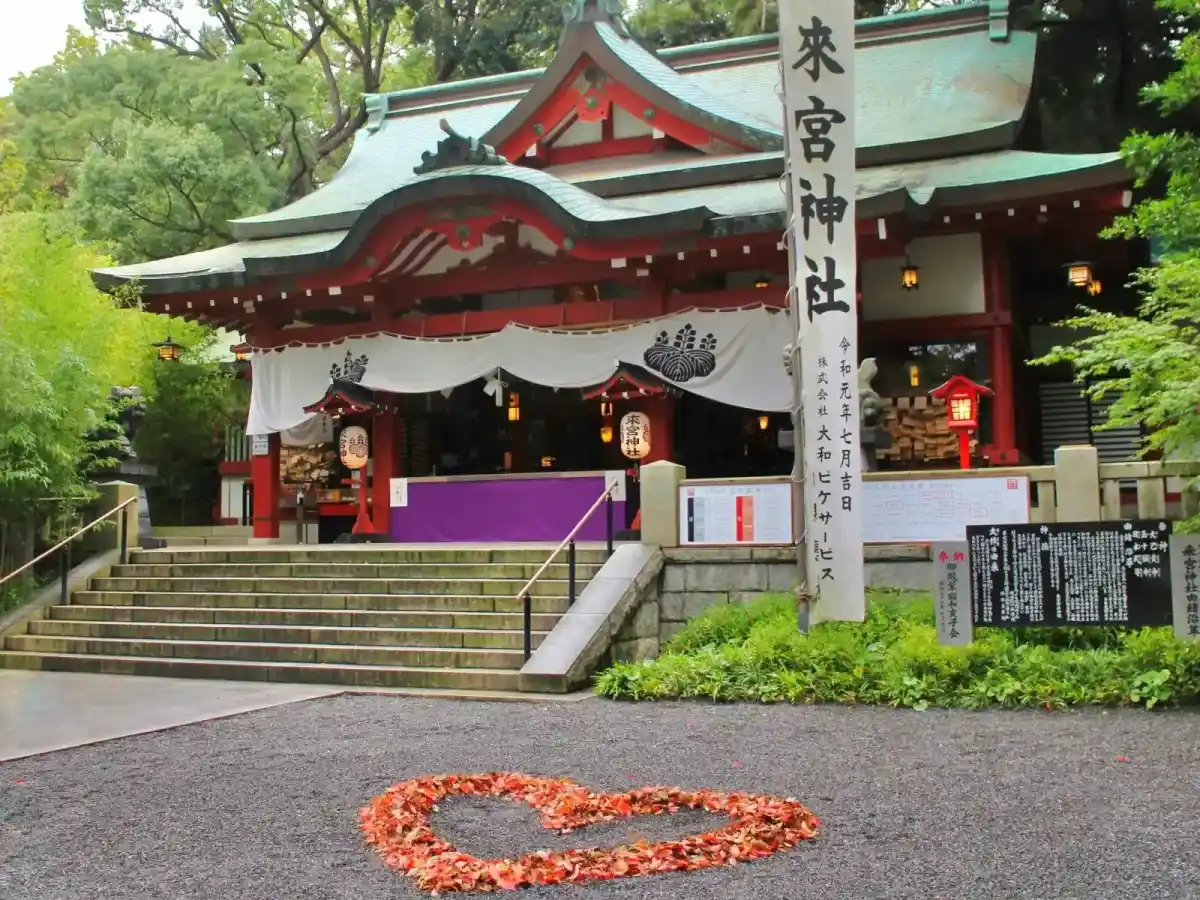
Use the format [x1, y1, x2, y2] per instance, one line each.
[779, 3, 865, 621]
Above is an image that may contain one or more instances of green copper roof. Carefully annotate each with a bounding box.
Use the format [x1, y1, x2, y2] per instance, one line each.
[478, 19, 782, 156]
[232, 16, 1036, 242]
[232, 157, 713, 242]
[94, 1, 1131, 300]
[93, 149, 1124, 295]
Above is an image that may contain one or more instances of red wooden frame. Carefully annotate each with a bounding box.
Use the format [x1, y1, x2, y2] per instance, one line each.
[247, 287, 781, 350]
[493, 55, 753, 162]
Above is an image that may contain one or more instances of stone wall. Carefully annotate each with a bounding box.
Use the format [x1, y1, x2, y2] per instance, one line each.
[658, 547, 796, 645]
[610, 544, 934, 658]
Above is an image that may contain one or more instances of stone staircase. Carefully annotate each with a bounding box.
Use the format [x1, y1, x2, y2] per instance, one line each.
[0, 547, 607, 691]
[151, 526, 254, 547]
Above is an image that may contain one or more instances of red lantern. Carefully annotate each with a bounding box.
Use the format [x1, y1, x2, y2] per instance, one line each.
[930, 375, 993, 471]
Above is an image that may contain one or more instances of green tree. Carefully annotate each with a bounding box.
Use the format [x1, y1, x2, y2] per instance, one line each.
[0, 210, 202, 572]
[135, 334, 250, 527]
[404, 0, 564, 83]
[1034, 0, 1200, 499]
[0, 100, 25, 213]
[9, 1, 565, 263]
[10, 32, 288, 261]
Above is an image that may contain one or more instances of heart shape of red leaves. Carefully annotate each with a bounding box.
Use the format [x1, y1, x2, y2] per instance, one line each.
[360, 772, 819, 893]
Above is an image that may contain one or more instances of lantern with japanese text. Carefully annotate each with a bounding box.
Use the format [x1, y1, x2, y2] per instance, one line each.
[338, 425, 375, 534]
[338, 426, 370, 469]
[929, 375, 993, 471]
[619, 412, 651, 461]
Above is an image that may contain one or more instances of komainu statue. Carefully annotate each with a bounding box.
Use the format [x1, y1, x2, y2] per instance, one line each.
[858, 358, 891, 472]
[781, 346, 892, 471]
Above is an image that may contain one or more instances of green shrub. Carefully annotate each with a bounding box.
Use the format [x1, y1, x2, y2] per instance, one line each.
[593, 593, 1200, 710]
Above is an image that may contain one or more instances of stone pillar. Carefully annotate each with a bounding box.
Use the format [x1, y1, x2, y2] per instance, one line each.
[250, 432, 281, 540]
[1054, 444, 1101, 522]
[93, 481, 140, 555]
[639, 460, 686, 548]
[371, 404, 397, 536]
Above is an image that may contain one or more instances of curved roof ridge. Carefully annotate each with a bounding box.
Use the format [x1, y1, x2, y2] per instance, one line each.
[478, 14, 783, 155]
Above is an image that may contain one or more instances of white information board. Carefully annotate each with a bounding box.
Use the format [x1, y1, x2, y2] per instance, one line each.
[863, 476, 1030, 543]
[389, 478, 408, 508]
[679, 481, 794, 546]
[678, 476, 1031, 546]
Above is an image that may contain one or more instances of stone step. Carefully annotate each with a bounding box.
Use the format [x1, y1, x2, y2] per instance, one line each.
[28, 619, 547, 650]
[50, 605, 562, 631]
[0, 651, 521, 690]
[109, 562, 604, 580]
[73, 591, 572, 614]
[154, 526, 254, 537]
[128, 548, 610, 566]
[160, 536, 254, 547]
[5, 634, 526, 669]
[89, 576, 574, 597]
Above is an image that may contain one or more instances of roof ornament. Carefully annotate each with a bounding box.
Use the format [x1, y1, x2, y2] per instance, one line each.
[561, 0, 631, 40]
[413, 119, 506, 175]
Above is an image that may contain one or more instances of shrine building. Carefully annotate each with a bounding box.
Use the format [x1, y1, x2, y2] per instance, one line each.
[93, 0, 1139, 543]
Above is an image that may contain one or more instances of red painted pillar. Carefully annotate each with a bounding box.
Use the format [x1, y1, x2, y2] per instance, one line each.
[371, 403, 396, 536]
[644, 396, 675, 463]
[984, 236, 1019, 465]
[251, 432, 281, 539]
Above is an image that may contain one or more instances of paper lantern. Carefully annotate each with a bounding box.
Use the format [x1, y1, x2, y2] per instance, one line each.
[619, 411, 651, 460]
[153, 334, 182, 362]
[338, 425, 370, 470]
[1065, 261, 1093, 288]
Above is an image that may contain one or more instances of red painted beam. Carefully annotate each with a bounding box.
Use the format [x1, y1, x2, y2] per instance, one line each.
[603, 80, 750, 152]
[543, 135, 664, 166]
[860, 311, 1012, 343]
[247, 287, 781, 349]
[496, 60, 590, 160]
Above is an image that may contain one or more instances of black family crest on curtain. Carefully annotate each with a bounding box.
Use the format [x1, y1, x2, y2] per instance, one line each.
[330, 351, 369, 384]
[642, 324, 718, 384]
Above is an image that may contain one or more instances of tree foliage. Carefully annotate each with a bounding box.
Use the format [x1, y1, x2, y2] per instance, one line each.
[7, 0, 563, 264]
[134, 335, 250, 526]
[0, 212, 205, 526]
[1035, 0, 1200, 500]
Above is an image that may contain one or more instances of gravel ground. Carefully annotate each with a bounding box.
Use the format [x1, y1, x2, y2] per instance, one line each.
[1, 695, 1198, 900]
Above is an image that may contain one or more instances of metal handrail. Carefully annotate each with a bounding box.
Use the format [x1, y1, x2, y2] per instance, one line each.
[0, 497, 137, 599]
[517, 479, 618, 661]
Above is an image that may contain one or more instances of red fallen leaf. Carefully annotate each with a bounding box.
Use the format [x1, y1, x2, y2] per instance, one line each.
[1115, 755, 1130, 763]
[732, 762, 743, 768]
[13, 780, 25, 785]
[360, 773, 820, 893]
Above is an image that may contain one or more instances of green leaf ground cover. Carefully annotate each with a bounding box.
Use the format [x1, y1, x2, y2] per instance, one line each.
[594, 593, 1200, 710]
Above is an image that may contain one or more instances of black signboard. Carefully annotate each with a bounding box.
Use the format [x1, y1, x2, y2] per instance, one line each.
[966, 520, 1174, 628]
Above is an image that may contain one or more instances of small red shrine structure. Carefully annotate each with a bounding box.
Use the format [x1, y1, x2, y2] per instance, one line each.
[930, 375, 995, 471]
[92, 0, 1136, 541]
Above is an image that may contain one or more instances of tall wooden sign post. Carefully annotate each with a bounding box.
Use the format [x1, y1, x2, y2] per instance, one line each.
[778, 3, 866, 622]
